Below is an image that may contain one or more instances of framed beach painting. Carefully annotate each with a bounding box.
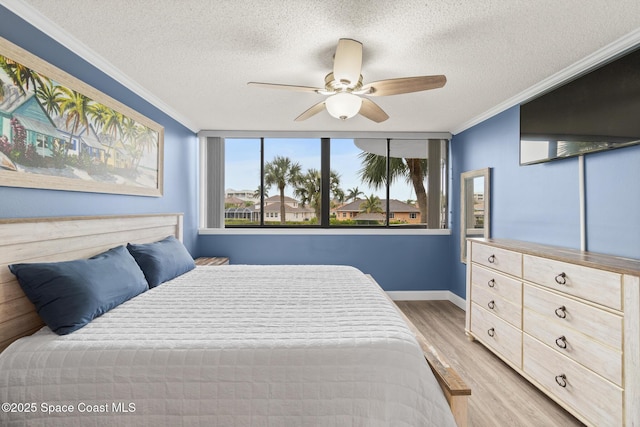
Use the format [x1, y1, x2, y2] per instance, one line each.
[0, 36, 163, 197]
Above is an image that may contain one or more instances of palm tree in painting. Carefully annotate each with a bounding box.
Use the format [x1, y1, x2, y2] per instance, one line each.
[119, 119, 157, 172]
[359, 193, 383, 214]
[57, 87, 92, 159]
[120, 117, 139, 142]
[359, 152, 428, 225]
[36, 80, 63, 117]
[294, 168, 343, 221]
[58, 87, 91, 136]
[119, 116, 142, 169]
[88, 104, 123, 165]
[264, 156, 301, 224]
[0, 55, 45, 95]
[132, 125, 157, 170]
[89, 103, 116, 135]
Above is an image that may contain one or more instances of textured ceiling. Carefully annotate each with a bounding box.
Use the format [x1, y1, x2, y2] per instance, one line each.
[8, 0, 640, 133]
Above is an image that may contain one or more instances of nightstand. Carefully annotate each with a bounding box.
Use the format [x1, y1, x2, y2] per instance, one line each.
[194, 257, 230, 266]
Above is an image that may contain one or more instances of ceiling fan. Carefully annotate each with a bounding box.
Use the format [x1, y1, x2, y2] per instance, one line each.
[248, 38, 446, 123]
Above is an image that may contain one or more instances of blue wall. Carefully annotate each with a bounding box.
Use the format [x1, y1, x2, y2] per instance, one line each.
[450, 105, 640, 298]
[0, 6, 199, 252]
[197, 233, 453, 292]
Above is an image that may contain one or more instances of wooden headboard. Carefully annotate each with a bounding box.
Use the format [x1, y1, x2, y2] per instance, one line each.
[0, 213, 184, 352]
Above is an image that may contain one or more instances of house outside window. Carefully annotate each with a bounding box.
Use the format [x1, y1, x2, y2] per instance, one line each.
[202, 135, 449, 230]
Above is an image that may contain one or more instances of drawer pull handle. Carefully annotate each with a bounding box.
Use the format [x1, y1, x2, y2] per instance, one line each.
[555, 336, 567, 349]
[555, 374, 567, 388]
[488, 279, 495, 288]
[554, 305, 567, 319]
[488, 254, 496, 263]
[487, 328, 495, 337]
[487, 300, 495, 310]
[555, 272, 567, 285]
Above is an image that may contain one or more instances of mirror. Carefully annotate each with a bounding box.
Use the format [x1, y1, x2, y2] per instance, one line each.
[460, 167, 490, 263]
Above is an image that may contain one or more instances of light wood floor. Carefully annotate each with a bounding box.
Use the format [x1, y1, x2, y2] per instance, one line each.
[397, 300, 585, 427]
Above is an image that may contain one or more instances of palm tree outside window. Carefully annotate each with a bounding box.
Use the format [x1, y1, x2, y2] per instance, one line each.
[221, 137, 447, 229]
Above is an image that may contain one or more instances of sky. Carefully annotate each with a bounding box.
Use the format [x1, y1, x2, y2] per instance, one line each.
[224, 138, 424, 202]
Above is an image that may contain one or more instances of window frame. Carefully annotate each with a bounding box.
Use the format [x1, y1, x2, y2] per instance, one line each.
[199, 131, 452, 235]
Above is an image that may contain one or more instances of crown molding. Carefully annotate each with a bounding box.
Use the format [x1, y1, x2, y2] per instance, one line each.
[1, 0, 199, 133]
[452, 27, 640, 135]
[197, 130, 452, 139]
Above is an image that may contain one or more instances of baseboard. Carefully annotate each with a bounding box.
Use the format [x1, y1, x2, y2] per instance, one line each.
[386, 290, 466, 311]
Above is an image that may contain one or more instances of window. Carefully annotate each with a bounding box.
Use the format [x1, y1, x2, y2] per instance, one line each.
[263, 138, 321, 226]
[223, 138, 260, 225]
[203, 135, 448, 230]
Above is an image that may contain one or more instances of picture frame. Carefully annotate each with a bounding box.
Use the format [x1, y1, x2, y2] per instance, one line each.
[0, 36, 163, 197]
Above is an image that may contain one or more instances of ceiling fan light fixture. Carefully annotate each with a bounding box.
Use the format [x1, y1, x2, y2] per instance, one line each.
[248, 38, 446, 123]
[325, 93, 362, 120]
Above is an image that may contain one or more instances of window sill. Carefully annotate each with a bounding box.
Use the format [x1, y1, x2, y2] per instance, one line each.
[199, 228, 451, 236]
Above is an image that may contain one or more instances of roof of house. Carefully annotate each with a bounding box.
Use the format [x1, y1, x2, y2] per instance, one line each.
[52, 116, 109, 151]
[264, 195, 298, 204]
[263, 201, 314, 213]
[224, 196, 246, 206]
[13, 113, 57, 137]
[0, 82, 60, 138]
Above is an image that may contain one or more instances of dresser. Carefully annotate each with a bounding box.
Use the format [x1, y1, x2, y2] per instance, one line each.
[465, 238, 639, 427]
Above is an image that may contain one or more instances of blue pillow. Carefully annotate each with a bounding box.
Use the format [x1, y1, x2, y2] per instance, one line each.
[127, 236, 195, 288]
[9, 246, 148, 335]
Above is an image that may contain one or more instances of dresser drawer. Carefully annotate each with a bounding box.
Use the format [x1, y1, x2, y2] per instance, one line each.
[472, 284, 521, 328]
[471, 264, 522, 306]
[524, 309, 622, 386]
[523, 334, 622, 427]
[523, 254, 622, 310]
[470, 303, 522, 368]
[523, 285, 622, 351]
[472, 243, 522, 277]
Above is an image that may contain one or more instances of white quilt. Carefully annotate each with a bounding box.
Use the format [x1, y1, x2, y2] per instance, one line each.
[0, 265, 456, 427]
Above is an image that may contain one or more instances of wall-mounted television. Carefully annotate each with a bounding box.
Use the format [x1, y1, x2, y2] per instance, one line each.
[520, 46, 640, 165]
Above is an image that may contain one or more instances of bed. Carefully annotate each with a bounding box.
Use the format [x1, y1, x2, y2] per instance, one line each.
[0, 213, 469, 426]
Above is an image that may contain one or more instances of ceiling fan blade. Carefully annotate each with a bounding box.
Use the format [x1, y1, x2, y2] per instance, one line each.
[359, 98, 389, 123]
[294, 101, 326, 121]
[333, 38, 363, 86]
[358, 75, 446, 96]
[248, 82, 324, 93]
